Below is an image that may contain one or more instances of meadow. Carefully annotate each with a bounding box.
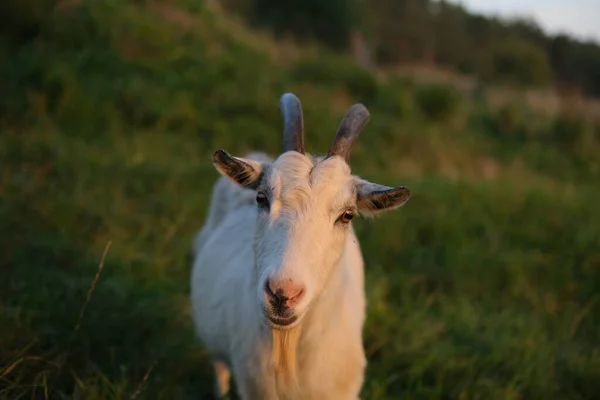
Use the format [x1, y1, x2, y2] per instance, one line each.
[1, 1, 599, 399]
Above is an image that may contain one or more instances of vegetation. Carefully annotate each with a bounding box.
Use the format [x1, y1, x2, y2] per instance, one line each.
[1, 1, 600, 399]
[227, 0, 600, 99]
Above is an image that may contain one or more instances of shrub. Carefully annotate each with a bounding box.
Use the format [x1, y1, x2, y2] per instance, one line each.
[414, 83, 460, 122]
[480, 39, 553, 88]
[250, 0, 357, 50]
[550, 114, 586, 148]
[292, 54, 378, 102]
[0, 0, 58, 44]
[373, 76, 414, 118]
[483, 103, 539, 142]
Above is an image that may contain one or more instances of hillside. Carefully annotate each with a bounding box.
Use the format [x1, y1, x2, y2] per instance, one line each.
[1, 1, 599, 399]
[224, 0, 600, 100]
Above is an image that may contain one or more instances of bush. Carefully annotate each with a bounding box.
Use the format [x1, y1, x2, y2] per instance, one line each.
[373, 76, 414, 118]
[414, 82, 460, 122]
[0, 0, 58, 44]
[480, 39, 553, 88]
[494, 104, 521, 136]
[480, 103, 541, 142]
[292, 54, 378, 102]
[250, 0, 357, 49]
[550, 114, 586, 148]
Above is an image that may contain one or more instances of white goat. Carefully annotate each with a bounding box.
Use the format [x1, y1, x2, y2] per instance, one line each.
[191, 93, 412, 400]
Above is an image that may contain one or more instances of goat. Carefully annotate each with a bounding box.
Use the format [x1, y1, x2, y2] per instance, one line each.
[190, 93, 412, 399]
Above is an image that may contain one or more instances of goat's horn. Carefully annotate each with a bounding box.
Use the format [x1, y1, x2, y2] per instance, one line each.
[279, 93, 305, 154]
[326, 104, 370, 162]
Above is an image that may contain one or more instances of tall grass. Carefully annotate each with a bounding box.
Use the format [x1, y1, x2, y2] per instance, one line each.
[1, 1, 599, 399]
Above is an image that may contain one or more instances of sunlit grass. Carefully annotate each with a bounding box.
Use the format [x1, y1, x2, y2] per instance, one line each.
[1, 1, 599, 399]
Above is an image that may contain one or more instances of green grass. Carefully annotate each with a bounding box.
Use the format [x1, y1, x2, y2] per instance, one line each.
[1, 1, 600, 399]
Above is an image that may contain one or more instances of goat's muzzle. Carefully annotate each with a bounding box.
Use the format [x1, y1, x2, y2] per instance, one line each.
[262, 279, 304, 329]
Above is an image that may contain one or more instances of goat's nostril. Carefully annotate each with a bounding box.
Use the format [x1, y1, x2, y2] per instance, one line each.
[266, 279, 305, 305]
[287, 286, 304, 302]
[274, 288, 287, 300]
[265, 279, 277, 299]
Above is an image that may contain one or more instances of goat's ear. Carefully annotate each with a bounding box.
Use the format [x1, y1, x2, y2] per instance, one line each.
[212, 149, 266, 190]
[354, 178, 411, 217]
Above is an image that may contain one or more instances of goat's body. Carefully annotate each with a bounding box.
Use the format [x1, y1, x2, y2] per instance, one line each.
[191, 153, 367, 399]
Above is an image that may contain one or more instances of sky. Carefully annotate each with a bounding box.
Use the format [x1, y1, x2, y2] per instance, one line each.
[449, 0, 600, 43]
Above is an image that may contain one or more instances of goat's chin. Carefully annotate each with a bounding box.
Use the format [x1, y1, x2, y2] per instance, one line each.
[262, 308, 304, 331]
[259, 299, 299, 327]
[266, 315, 303, 331]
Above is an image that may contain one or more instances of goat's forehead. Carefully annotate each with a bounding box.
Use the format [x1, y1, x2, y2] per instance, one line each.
[266, 152, 353, 199]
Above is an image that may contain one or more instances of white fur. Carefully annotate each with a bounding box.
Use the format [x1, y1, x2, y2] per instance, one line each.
[191, 149, 398, 399]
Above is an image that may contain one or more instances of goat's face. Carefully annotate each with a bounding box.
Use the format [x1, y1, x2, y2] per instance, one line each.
[211, 94, 411, 329]
[255, 152, 359, 329]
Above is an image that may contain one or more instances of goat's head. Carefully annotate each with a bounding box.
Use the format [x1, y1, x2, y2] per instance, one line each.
[212, 93, 411, 330]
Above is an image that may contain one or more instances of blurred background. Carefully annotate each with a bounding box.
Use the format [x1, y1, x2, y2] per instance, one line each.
[1, 0, 599, 399]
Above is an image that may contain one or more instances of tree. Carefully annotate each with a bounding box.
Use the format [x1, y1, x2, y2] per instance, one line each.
[364, 0, 435, 65]
[432, 1, 471, 71]
[250, 0, 358, 50]
[480, 38, 553, 87]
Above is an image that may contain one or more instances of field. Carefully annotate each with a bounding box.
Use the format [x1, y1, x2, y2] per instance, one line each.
[1, 1, 600, 399]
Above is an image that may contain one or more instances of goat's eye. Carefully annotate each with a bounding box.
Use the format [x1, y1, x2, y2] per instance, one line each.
[256, 192, 269, 208]
[339, 211, 354, 224]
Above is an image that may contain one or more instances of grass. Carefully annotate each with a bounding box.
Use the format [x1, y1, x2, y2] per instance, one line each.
[1, 1, 600, 399]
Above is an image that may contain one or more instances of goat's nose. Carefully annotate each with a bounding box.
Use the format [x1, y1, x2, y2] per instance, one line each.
[266, 279, 305, 306]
